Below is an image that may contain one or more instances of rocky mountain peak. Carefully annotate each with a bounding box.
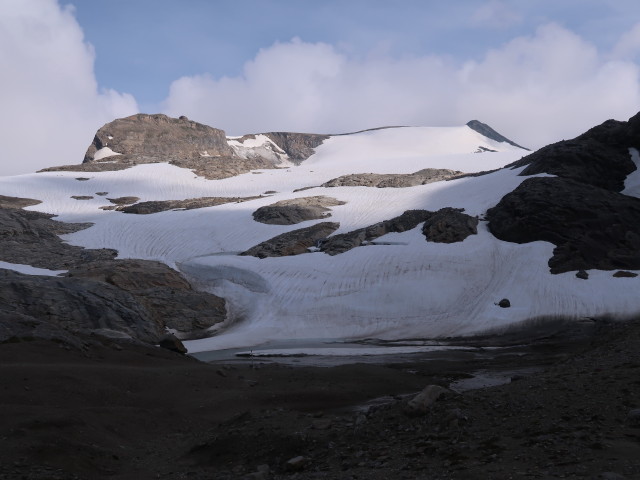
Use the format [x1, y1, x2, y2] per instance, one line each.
[466, 119, 529, 150]
[83, 113, 234, 163]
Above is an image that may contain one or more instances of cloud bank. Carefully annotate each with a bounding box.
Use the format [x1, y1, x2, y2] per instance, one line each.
[164, 23, 640, 149]
[0, 0, 137, 176]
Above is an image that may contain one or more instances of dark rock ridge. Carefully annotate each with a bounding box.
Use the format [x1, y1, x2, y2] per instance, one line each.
[489, 111, 640, 273]
[319, 208, 477, 255]
[487, 177, 640, 273]
[322, 168, 463, 188]
[319, 210, 432, 255]
[118, 196, 261, 215]
[252, 196, 346, 225]
[466, 120, 529, 150]
[508, 112, 640, 191]
[241, 222, 340, 258]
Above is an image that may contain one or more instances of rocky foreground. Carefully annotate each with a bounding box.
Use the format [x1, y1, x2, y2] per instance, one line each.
[1, 316, 639, 480]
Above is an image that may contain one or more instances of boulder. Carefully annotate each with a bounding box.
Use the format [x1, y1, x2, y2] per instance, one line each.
[241, 222, 340, 258]
[422, 207, 478, 243]
[252, 196, 345, 225]
[404, 385, 450, 417]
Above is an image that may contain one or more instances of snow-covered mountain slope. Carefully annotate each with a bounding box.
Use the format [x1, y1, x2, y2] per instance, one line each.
[1, 118, 638, 354]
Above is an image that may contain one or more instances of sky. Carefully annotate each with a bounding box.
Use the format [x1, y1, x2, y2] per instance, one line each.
[1, 0, 640, 176]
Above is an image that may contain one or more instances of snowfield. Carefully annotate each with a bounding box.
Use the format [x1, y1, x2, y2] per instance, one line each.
[1, 125, 638, 354]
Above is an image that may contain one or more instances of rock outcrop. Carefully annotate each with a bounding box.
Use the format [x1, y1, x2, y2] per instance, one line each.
[241, 222, 340, 258]
[263, 132, 329, 163]
[318, 208, 478, 256]
[488, 112, 640, 273]
[252, 196, 345, 225]
[319, 210, 432, 255]
[0, 269, 162, 343]
[422, 207, 478, 243]
[0, 206, 117, 270]
[83, 113, 234, 162]
[41, 115, 331, 180]
[67, 260, 226, 337]
[322, 168, 463, 188]
[466, 120, 529, 150]
[118, 196, 261, 215]
[487, 177, 640, 273]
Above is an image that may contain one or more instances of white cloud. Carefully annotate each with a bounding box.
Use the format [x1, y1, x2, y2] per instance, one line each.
[612, 22, 640, 60]
[471, 0, 523, 29]
[164, 23, 640, 150]
[0, 0, 137, 176]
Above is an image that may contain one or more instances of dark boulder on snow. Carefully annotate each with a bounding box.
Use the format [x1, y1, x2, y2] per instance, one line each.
[252, 196, 345, 225]
[241, 222, 340, 258]
[422, 207, 478, 243]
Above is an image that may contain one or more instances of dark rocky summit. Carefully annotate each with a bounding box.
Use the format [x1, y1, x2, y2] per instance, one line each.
[466, 119, 529, 150]
[488, 112, 640, 273]
[322, 168, 463, 188]
[252, 196, 345, 225]
[241, 222, 340, 258]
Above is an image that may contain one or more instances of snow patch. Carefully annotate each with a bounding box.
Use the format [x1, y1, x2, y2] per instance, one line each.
[0, 261, 67, 276]
[623, 147, 640, 198]
[94, 147, 122, 161]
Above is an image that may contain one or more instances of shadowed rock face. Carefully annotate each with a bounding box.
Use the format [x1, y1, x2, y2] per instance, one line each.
[67, 260, 226, 336]
[466, 120, 529, 150]
[252, 196, 346, 225]
[487, 177, 640, 273]
[0, 207, 117, 270]
[488, 111, 640, 273]
[422, 208, 478, 243]
[322, 168, 463, 188]
[241, 222, 340, 258]
[0, 269, 162, 343]
[508, 112, 640, 191]
[263, 132, 329, 163]
[83, 113, 234, 162]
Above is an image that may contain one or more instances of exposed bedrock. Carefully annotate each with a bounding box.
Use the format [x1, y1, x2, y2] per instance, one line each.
[41, 115, 330, 179]
[508, 112, 640, 191]
[322, 168, 463, 188]
[83, 113, 234, 162]
[487, 177, 640, 273]
[422, 207, 479, 243]
[0, 269, 162, 343]
[118, 196, 261, 215]
[67, 260, 226, 336]
[252, 196, 346, 225]
[240, 222, 340, 258]
[263, 132, 329, 163]
[319, 208, 478, 256]
[0, 206, 117, 270]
